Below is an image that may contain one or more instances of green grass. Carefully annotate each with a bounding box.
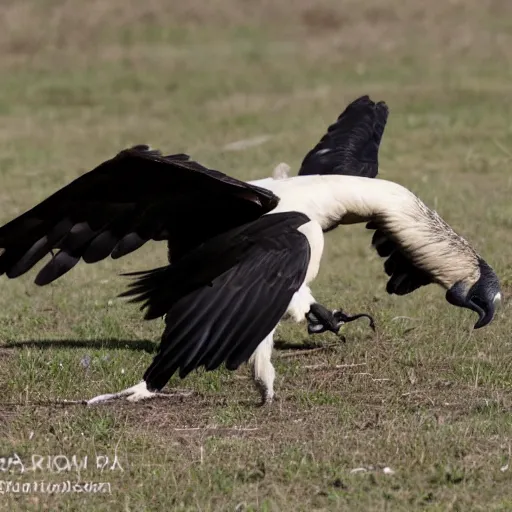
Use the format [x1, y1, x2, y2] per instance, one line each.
[1, 0, 512, 510]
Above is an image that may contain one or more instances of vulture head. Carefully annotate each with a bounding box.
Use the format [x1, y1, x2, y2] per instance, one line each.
[366, 192, 502, 331]
[445, 258, 501, 329]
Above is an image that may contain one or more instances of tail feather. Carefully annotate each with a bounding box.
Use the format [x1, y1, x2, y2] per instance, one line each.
[119, 265, 181, 319]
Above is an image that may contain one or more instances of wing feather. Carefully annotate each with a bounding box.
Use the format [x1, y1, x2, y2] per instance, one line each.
[298, 95, 389, 178]
[119, 212, 311, 390]
[0, 146, 279, 284]
[367, 223, 433, 295]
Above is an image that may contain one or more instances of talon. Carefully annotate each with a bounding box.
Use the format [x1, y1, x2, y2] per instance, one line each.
[258, 395, 273, 407]
[86, 381, 193, 405]
[306, 304, 376, 336]
[333, 310, 376, 331]
[306, 303, 340, 335]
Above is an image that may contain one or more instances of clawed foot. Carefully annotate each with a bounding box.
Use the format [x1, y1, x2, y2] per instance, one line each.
[257, 396, 274, 408]
[334, 309, 375, 332]
[306, 303, 375, 335]
[86, 381, 193, 405]
[253, 380, 274, 407]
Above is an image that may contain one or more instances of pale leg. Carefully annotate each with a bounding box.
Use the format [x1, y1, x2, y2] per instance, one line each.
[286, 284, 316, 323]
[247, 284, 332, 407]
[86, 381, 192, 405]
[248, 328, 276, 405]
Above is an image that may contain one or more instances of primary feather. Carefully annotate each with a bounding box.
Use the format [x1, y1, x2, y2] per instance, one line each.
[298, 95, 389, 177]
[120, 211, 311, 388]
[0, 146, 279, 285]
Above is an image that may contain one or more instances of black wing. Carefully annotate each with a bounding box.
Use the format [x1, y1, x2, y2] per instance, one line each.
[119, 211, 311, 390]
[298, 95, 389, 178]
[366, 221, 433, 295]
[0, 145, 279, 285]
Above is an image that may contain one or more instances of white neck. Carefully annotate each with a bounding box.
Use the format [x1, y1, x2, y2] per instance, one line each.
[250, 175, 479, 289]
[250, 175, 413, 229]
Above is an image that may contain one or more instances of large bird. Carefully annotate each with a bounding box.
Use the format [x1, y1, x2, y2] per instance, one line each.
[0, 98, 500, 406]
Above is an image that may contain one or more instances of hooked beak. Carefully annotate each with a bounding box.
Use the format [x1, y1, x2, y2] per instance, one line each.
[466, 293, 500, 329]
[446, 278, 501, 330]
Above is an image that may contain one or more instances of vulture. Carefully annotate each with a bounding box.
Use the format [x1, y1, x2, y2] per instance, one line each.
[0, 96, 501, 406]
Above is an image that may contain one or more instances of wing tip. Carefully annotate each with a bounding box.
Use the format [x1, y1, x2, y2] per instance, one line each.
[298, 94, 390, 177]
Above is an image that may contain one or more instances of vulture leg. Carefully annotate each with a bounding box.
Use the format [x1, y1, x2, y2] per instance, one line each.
[86, 381, 192, 405]
[248, 328, 276, 406]
[306, 303, 345, 334]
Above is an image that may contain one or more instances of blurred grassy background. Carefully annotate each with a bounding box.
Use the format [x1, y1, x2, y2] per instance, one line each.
[1, 0, 512, 510]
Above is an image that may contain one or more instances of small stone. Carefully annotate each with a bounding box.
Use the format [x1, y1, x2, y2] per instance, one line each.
[80, 355, 91, 369]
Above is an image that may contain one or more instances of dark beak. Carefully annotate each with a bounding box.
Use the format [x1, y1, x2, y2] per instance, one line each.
[466, 296, 497, 329]
[446, 280, 501, 330]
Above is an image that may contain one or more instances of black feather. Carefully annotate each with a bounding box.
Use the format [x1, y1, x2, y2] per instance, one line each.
[298, 95, 389, 178]
[369, 226, 433, 296]
[83, 231, 120, 264]
[35, 250, 80, 286]
[111, 233, 147, 259]
[0, 147, 280, 283]
[2, 218, 73, 279]
[119, 212, 311, 391]
[0, 247, 31, 276]
[59, 222, 97, 252]
[371, 230, 395, 257]
[6, 237, 51, 279]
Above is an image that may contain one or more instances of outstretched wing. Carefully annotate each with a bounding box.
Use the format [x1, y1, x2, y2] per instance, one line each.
[366, 220, 433, 296]
[298, 95, 389, 178]
[119, 211, 311, 389]
[0, 145, 279, 285]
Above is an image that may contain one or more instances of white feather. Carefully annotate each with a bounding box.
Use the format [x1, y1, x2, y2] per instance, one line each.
[250, 174, 480, 289]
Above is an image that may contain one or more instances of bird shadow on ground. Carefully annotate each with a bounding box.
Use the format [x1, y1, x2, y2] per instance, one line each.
[274, 340, 325, 351]
[3, 338, 158, 353]
[2, 338, 324, 354]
